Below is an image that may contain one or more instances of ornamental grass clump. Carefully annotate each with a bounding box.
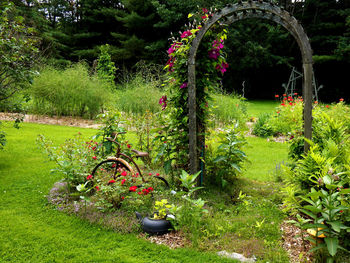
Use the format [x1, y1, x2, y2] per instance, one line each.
[30, 63, 112, 118]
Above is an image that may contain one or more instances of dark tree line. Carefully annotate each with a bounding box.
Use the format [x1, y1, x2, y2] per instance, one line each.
[8, 0, 350, 101]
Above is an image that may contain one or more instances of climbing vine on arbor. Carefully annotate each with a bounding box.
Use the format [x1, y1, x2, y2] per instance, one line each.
[160, 8, 229, 172]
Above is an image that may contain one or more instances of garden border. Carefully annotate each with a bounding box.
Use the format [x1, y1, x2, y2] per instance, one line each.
[187, 0, 313, 174]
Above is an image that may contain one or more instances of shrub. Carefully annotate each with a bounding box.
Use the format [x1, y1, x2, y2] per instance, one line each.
[252, 113, 274, 137]
[206, 124, 248, 188]
[30, 63, 112, 118]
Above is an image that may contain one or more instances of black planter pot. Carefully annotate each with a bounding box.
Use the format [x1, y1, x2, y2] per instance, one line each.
[136, 212, 173, 235]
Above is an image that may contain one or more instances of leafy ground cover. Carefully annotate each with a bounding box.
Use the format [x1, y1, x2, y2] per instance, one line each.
[0, 121, 290, 262]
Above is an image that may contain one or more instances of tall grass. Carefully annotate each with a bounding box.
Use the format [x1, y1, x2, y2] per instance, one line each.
[114, 74, 163, 115]
[29, 63, 113, 118]
[210, 93, 247, 128]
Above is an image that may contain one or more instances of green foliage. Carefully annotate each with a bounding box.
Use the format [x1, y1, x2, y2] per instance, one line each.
[0, 2, 39, 102]
[114, 74, 163, 115]
[94, 110, 126, 155]
[96, 44, 117, 89]
[252, 113, 274, 137]
[36, 134, 101, 192]
[210, 93, 247, 128]
[299, 181, 350, 261]
[206, 124, 248, 188]
[29, 63, 112, 118]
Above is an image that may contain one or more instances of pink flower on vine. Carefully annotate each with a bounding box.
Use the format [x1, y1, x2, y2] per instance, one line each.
[215, 62, 229, 74]
[180, 82, 188, 89]
[202, 8, 208, 13]
[159, 95, 167, 110]
[208, 49, 220, 60]
[181, 30, 192, 38]
[168, 47, 175, 55]
[212, 39, 224, 49]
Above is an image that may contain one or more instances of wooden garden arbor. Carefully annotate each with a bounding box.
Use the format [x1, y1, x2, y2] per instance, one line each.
[188, 0, 314, 174]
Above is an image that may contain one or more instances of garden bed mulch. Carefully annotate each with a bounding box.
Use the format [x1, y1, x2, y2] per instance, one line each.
[280, 220, 312, 262]
[0, 112, 101, 129]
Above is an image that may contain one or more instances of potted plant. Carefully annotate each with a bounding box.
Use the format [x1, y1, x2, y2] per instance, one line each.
[136, 199, 174, 235]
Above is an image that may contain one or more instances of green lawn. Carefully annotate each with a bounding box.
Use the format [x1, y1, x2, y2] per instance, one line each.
[0, 121, 290, 262]
[0, 122, 234, 263]
[246, 100, 279, 118]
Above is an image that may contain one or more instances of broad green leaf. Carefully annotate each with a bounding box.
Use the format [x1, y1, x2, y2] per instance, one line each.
[324, 237, 339, 257]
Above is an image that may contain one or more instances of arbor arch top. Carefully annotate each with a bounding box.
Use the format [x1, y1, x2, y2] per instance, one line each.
[188, 0, 314, 174]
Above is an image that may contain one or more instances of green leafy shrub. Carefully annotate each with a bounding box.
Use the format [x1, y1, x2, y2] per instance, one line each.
[96, 44, 117, 89]
[206, 124, 248, 188]
[252, 113, 274, 137]
[30, 63, 112, 118]
[37, 134, 101, 192]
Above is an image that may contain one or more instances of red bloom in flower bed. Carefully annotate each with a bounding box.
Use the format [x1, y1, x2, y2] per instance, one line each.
[121, 171, 127, 176]
[148, 187, 154, 192]
[281, 103, 286, 106]
[108, 180, 116, 184]
[180, 82, 188, 89]
[275, 95, 279, 98]
[326, 105, 329, 108]
[289, 102, 293, 106]
[111, 163, 116, 168]
[129, 186, 137, 192]
[156, 173, 160, 176]
[92, 156, 97, 160]
[86, 175, 93, 180]
[121, 196, 125, 200]
[92, 146, 97, 151]
[95, 186, 100, 191]
[340, 98, 344, 102]
[121, 179, 126, 185]
[148, 173, 152, 176]
[127, 144, 131, 148]
[283, 94, 286, 97]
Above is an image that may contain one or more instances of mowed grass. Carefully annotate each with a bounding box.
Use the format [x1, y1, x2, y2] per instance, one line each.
[246, 100, 278, 118]
[244, 136, 288, 181]
[0, 122, 234, 263]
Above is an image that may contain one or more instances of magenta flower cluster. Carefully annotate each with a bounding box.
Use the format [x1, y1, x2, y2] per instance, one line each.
[215, 62, 229, 74]
[208, 39, 224, 60]
[159, 95, 167, 110]
[180, 82, 188, 89]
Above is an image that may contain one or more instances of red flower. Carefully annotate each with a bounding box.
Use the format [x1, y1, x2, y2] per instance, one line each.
[121, 171, 127, 176]
[108, 179, 116, 184]
[340, 98, 344, 102]
[121, 196, 125, 200]
[294, 93, 298, 95]
[148, 187, 154, 192]
[202, 8, 208, 13]
[164, 141, 167, 144]
[86, 175, 93, 180]
[281, 103, 286, 106]
[95, 186, 100, 191]
[92, 156, 97, 160]
[340, 210, 343, 213]
[92, 146, 97, 151]
[201, 15, 208, 19]
[275, 95, 279, 98]
[138, 191, 142, 195]
[129, 186, 137, 192]
[314, 101, 318, 104]
[289, 102, 293, 106]
[136, 172, 139, 176]
[156, 173, 160, 176]
[283, 94, 286, 96]
[111, 163, 117, 168]
[127, 144, 131, 148]
[148, 173, 152, 176]
[325, 105, 329, 108]
[283, 97, 287, 101]
[121, 179, 126, 185]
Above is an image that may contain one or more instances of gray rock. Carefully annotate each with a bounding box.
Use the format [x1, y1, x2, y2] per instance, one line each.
[217, 251, 256, 262]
